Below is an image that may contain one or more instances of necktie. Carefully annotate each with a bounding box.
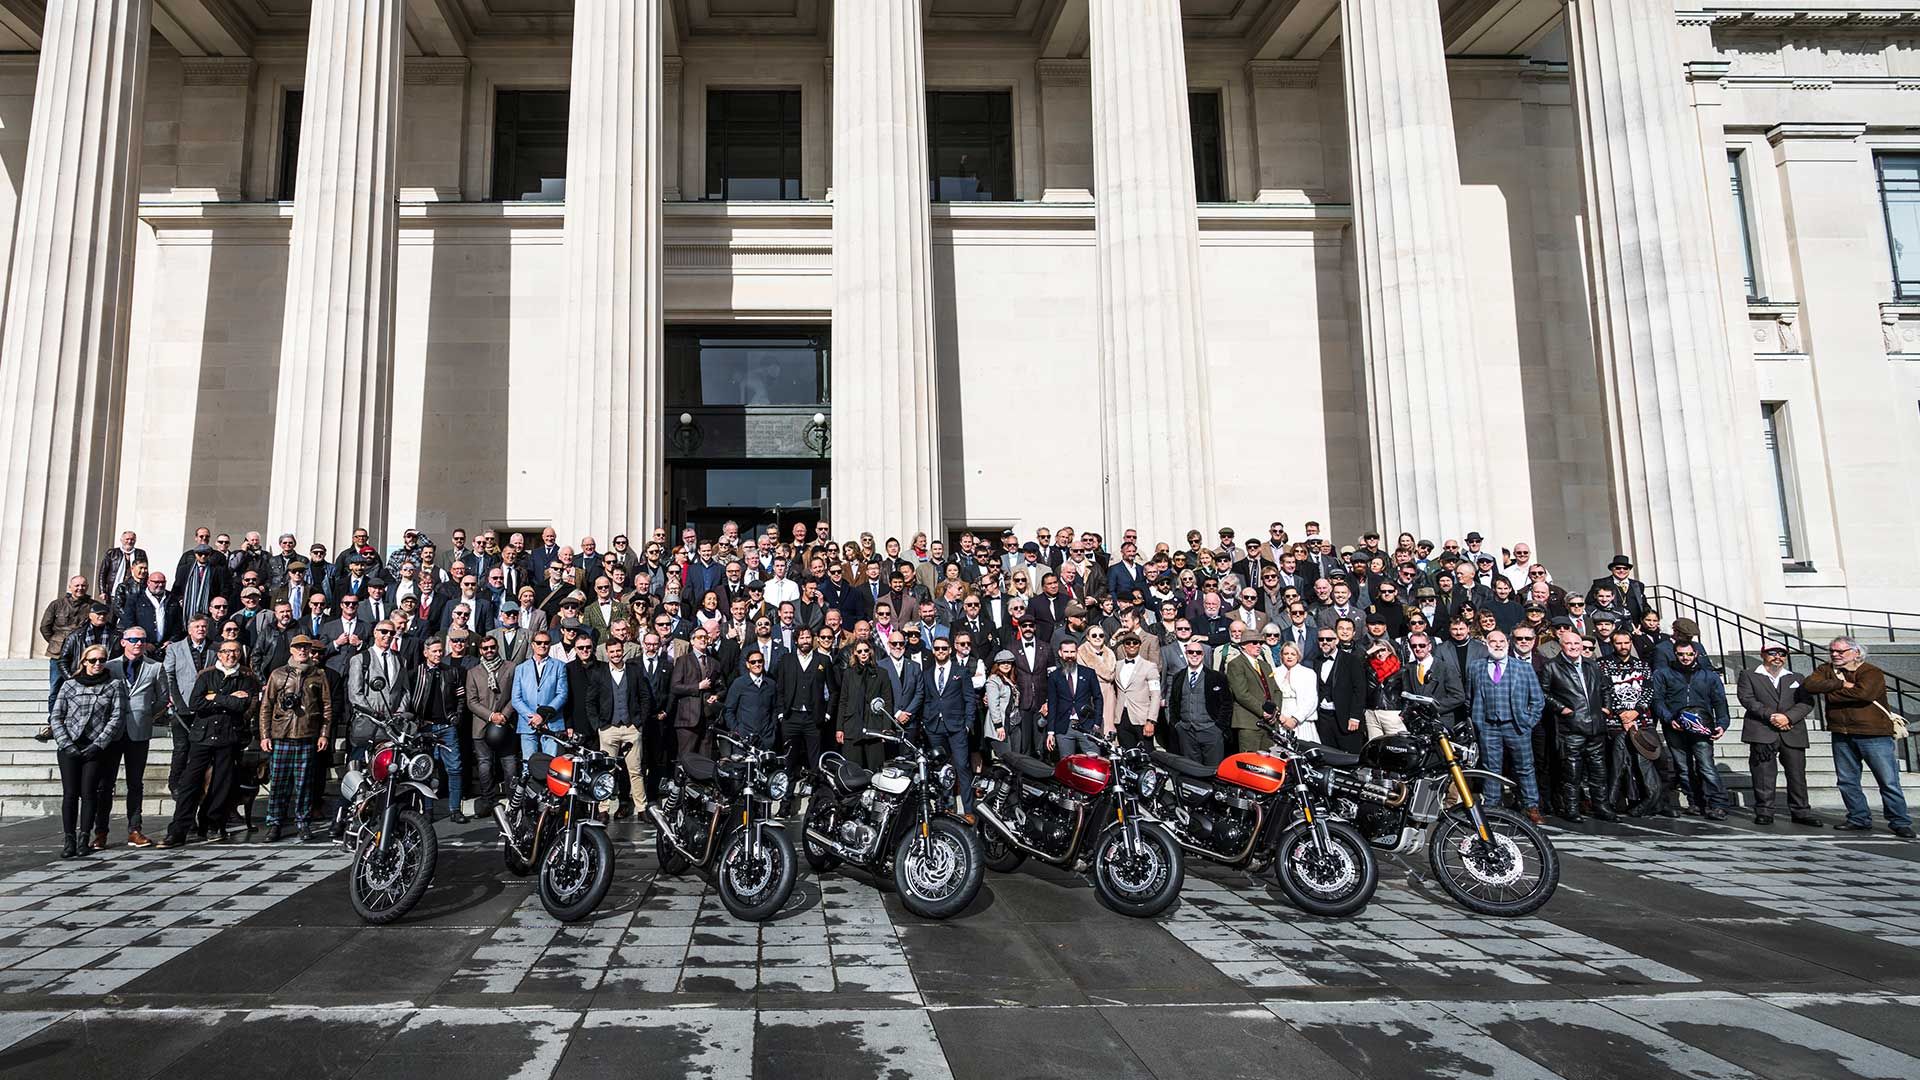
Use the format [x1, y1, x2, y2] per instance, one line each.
[1189, 671, 1198, 690]
[1492, 661, 1504, 684]
[1417, 663, 1427, 685]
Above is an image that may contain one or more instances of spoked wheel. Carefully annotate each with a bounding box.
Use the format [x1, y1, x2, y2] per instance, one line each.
[1427, 807, 1559, 916]
[1091, 822, 1184, 918]
[539, 826, 615, 923]
[716, 826, 797, 922]
[1273, 820, 1377, 918]
[349, 808, 438, 924]
[892, 818, 985, 919]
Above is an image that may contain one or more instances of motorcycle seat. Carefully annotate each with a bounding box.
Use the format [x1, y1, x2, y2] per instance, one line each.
[1000, 751, 1058, 781]
[680, 753, 718, 782]
[1304, 745, 1361, 768]
[836, 761, 873, 792]
[525, 753, 552, 783]
[1150, 749, 1218, 779]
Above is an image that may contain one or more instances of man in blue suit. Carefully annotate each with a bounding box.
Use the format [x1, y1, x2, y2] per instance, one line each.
[1048, 638, 1105, 759]
[878, 629, 923, 729]
[919, 631, 977, 815]
[1468, 629, 1546, 825]
[510, 630, 570, 759]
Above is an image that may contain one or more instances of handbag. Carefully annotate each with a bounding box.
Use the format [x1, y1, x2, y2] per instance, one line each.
[1872, 701, 1910, 741]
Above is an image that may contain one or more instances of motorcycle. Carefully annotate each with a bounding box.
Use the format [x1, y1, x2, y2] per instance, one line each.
[972, 730, 1184, 917]
[1319, 692, 1559, 916]
[1143, 713, 1379, 918]
[650, 731, 799, 921]
[333, 694, 439, 924]
[492, 727, 619, 922]
[801, 699, 985, 919]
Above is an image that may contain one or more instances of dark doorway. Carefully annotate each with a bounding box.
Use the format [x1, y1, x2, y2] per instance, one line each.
[670, 463, 826, 539]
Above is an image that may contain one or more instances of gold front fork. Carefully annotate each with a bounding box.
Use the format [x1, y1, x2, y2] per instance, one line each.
[1438, 736, 1492, 843]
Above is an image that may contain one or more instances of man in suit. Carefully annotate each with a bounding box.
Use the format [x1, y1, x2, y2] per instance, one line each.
[1223, 636, 1277, 755]
[1588, 555, 1650, 623]
[919, 633, 977, 815]
[1313, 626, 1368, 752]
[774, 628, 835, 795]
[528, 527, 562, 579]
[1400, 631, 1466, 721]
[1005, 619, 1051, 759]
[723, 648, 780, 749]
[582, 576, 628, 639]
[320, 595, 374, 680]
[1167, 638, 1231, 765]
[1469, 630, 1547, 825]
[97, 629, 167, 848]
[1737, 643, 1820, 826]
[1046, 639, 1104, 758]
[510, 630, 571, 760]
[97, 531, 149, 602]
[489, 603, 532, 662]
[162, 616, 214, 822]
[1110, 632, 1162, 750]
[1106, 541, 1148, 601]
[1541, 626, 1614, 822]
[118, 572, 181, 645]
[878, 630, 924, 728]
[588, 638, 653, 817]
[669, 627, 723, 758]
[177, 544, 232, 618]
[465, 634, 517, 815]
[636, 628, 677, 797]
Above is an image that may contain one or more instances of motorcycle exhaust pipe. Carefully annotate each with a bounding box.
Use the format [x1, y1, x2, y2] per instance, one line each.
[973, 802, 1072, 866]
[492, 803, 531, 863]
[648, 804, 701, 865]
[804, 827, 861, 863]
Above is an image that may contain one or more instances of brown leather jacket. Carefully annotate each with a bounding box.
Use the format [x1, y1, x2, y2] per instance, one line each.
[258, 660, 333, 742]
[1805, 662, 1894, 737]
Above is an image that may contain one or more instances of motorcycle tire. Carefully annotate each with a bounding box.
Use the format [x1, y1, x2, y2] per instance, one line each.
[503, 817, 535, 877]
[803, 799, 841, 874]
[892, 817, 985, 920]
[654, 813, 692, 875]
[716, 826, 798, 922]
[348, 807, 438, 925]
[539, 826, 615, 923]
[1273, 819, 1377, 918]
[1091, 821, 1184, 918]
[1426, 807, 1560, 917]
[979, 825, 1026, 874]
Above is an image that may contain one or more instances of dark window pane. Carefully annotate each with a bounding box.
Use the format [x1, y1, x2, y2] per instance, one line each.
[1190, 91, 1225, 203]
[492, 89, 570, 201]
[707, 89, 803, 201]
[278, 90, 303, 200]
[1729, 151, 1760, 300]
[927, 91, 1014, 202]
[1879, 153, 1920, 301]
[666, 329, 830, 407]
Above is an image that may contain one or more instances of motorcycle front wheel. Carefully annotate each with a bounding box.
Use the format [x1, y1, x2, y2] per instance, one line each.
[716, 826, 797, 921]
[349, 807, 438, 925]
[1427, 807, 1560, 916]
[893, 817, 985, 919]
[1091, 821, 1184, 918]
[802, 798, 841, 873]
[1274, 819, 1377, 918]
[539, 826, 615, 923]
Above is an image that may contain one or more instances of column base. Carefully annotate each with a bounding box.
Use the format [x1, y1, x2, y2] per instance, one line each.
[1041, 188, 1094, 203]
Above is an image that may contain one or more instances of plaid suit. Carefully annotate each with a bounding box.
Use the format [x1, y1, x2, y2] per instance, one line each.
[1468, 656, 1546, 809]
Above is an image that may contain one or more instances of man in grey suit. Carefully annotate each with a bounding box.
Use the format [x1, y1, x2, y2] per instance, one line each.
[1737, 643, 1820, 826]
[162, 615, 214, 826]
[97, 629, 168, 847]
[488, 603, 532, 662]
[878, 630, 924, 728]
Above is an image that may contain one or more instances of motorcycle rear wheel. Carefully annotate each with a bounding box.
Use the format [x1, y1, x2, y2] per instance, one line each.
[1273, 820, 1377, 918]
[716, 826, 797, 921]
[1092, 821, 1184, 918]
[1427, 807, 1559, 916]
[893, 817, 985, 919]
[539, 826, 615, 923]
[803, 798, 841, 873]
[349, 808, 437, 925]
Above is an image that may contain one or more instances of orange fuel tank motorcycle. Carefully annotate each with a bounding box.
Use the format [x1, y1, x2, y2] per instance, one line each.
[1142, 715, 1379, 917]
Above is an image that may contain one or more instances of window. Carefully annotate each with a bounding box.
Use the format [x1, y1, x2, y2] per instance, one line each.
[665, 328, 830, 408]
[278, 90, 303, 200]
[1191, 91, 1226, 203]
[927, 91, 1014, 202]
[1729, 150, 1761, 300]
[491, 89, 570, 201]
[706, 90, 803, 200]
[1760, 403, 1801, 563]
[1878, 153, 1920, 301]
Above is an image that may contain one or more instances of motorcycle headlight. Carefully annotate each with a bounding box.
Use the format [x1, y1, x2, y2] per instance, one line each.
[1138, 769, 1162, 799]
[406, 754, 435, 783]
[589, 771, 617, 803]
[767, 770, 791, 802]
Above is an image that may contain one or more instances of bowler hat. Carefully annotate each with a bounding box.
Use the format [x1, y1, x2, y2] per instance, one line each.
[1608, 554, 1634, 570]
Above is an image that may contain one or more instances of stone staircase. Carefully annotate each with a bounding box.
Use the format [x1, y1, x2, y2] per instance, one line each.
[0, 659, 177, 819]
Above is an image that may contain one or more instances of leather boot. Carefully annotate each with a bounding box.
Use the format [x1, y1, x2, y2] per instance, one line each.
[61, 834, 78, 859]
[1558, 786, 1583, 823]
[70, 832, 91, 858]
[90, 830, 108, 851]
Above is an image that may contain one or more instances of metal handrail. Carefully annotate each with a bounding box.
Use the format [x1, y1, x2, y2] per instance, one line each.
[1652, 585, 1918, 768]
[1763, 600, 1920, 645]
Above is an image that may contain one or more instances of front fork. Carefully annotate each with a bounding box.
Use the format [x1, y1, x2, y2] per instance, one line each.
[1438, 736, 1494, 843]
[375, 778, 400, 856]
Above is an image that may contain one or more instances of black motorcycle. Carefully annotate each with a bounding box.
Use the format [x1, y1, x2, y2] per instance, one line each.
[972, 731, 1185, 917]
[1143, 716, 1379, 918]
[1319, 692, 1559, 916]
[650, 732, 799, 921]
[334, 702, 439, 925]
[802, 699, 985, 919]
[492, 728, 618, 922]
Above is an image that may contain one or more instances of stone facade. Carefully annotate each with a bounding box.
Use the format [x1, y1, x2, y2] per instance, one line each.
[2, 1, 1920, 655]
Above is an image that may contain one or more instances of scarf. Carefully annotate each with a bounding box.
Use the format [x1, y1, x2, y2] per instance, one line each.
[480, 654, 505, 693]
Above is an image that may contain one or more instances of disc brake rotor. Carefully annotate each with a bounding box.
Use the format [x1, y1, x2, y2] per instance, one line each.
[903, 834, 961, 897]
[1451, 829, 1527, 888]
[1104, 835, 1164, 894]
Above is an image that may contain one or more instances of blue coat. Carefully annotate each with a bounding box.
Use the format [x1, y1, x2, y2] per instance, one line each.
[723, 673, 780, 749]
[1652, 662, 1731, 734]
[1107, 562, 1148, 601]
[510, 656, 569, 734]
[920, 661, 974, 736]
[1048, 663, 1104, 736]
[1468, 657, 1544, 731]
[879, 654, 923, 718]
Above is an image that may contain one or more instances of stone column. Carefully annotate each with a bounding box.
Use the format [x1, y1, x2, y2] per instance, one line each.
[1340, 0, 1491, 540]
[831, 0, 943, 539]
[1563, 0, 1756, 608]
[557, 1, 665, 543]
[266, 0, 405, 549]
[1088, 0, 1217, 542]
[0, 0, 150, 657]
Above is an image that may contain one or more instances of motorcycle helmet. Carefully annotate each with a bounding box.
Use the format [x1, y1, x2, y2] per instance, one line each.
[483, 720, 517, 753]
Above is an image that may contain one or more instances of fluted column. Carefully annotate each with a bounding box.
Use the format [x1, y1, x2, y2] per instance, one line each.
[0, 0, 150, 657]
[266, 0, 404, 548]
[1340, 0, 1491, 539]
[558, 0, 665, 543]
[1564, 0, 1755, 608]
[1089, 0, 1217, 542]
[831, 0, 942, 541]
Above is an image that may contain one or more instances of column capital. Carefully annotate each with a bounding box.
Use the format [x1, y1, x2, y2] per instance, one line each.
[1037, 58, 1089, 86]
[405, 56, 470, 86]
[1766, 121, 1867, 147]
[181, 56, 255, 86]
[1245, 59, 1317, 88]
